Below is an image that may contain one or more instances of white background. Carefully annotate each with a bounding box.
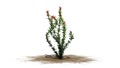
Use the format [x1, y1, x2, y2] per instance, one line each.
[0, 0, 120, 68]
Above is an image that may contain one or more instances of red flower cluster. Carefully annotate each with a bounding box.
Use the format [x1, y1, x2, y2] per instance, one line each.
[59, 7, 62, 11]
[46, 10, 49, 16]
[51, 16, 56, 19]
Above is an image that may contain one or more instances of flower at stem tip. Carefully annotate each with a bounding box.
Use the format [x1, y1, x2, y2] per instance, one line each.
[46, 10, 49, 16]
[59, 7, 62, 17]
[59, 6, 62, 11]
[51, 16, 56, 20]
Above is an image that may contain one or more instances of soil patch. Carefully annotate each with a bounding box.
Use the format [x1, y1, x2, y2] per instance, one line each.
[27, 55, 94, 64]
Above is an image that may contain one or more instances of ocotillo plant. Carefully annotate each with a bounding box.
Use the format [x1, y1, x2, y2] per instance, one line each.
[46, 7, 74, 59]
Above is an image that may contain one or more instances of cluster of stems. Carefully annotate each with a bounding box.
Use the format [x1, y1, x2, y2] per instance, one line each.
[46, 7, 74, 59]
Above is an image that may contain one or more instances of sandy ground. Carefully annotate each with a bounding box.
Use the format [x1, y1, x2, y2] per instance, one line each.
[27, 55, 94, 64]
